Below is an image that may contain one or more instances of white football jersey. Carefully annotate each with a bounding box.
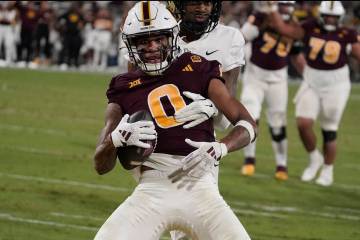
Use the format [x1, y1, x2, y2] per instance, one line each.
[0, 9, 17, 22]
[119, 24, 246, 73]
[178, 23, 246, 72]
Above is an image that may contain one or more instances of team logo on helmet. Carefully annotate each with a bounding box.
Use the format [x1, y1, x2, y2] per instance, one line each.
[318, 1, 345, 32]
[122, 1, 180, 75]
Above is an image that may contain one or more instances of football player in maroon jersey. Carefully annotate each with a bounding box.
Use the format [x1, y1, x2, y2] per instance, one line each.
[93, 2, 255, 239]
[270, 1, 360, 186]
[239, 1, 306, 180]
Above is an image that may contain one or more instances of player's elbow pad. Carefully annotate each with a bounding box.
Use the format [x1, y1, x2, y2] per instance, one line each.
[235, 120, 256, 143]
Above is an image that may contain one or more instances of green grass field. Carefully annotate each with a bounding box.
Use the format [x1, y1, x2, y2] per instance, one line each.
[0, 68, 359, 240]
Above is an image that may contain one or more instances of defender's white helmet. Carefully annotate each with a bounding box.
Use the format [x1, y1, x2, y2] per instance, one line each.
[277, 1, 296, 21]
[122, 1, 180, 75]
[319, 1, 345, 31]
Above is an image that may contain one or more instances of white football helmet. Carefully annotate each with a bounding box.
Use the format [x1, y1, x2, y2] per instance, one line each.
[277, 1, 296, 21]
[122, 1, 180, 75]
[319, 1, 345, 31]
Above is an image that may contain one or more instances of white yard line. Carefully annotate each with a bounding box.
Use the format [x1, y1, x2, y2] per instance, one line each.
[333, 183, 360, 191]
[229, 200, 360, 222]
[224, 168, 360, 192]
[230, 200, 297, 213]
[0, 212, 97, 232]
[50, 212, 104, 222]
[0, 145, 76, 158]
[0, 107, 101, 124]
[232, 208, 288, 219]
[306, 211, 360, 221]
[0, 172, 131, 193]
[0, 210, 167, 240]
[324, 206, 360, 215]
[1, 172, 360, 222]
[0, 123, 96, 140]
[0, 145, 94, 159]
[0, 123, 67, 136]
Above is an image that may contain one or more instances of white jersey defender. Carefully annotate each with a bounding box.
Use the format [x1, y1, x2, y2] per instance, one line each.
[179, 23, 245, 72]
[120, 22, 246, 74]
[178, 23, 246, 187]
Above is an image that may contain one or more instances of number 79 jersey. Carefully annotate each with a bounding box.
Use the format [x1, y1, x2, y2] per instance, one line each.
[301, 19, 359, 70]
[106, 52, 223, 156]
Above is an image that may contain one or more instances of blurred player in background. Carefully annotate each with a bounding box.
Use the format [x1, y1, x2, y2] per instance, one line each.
[270, 1, 360, 186]
[92, 8, 113, 70]
[17, 1, 39, 67]
[57, 2, 84, 70]
[239, 1, 305, 180]
[0, 2, 18, 67]
[32, 1, 54, 68]
[93, 2, 255, 239]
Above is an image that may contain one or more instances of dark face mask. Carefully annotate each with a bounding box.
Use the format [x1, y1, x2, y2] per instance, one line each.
[174, 0, 221, 36]
[180, 19, 210, 36]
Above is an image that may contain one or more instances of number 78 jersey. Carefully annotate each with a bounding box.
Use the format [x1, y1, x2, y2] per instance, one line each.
[247, 12, 296, 70]
[301, 19, 359, 70]
[106, 52, 223, 156]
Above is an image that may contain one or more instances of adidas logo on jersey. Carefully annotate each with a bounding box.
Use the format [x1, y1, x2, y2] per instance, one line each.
[182, 64, 193, 72]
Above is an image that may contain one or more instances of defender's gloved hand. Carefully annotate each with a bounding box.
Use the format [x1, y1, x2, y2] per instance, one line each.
[168, 139, 227, 189]
[174, 91, 218, 129]
[111, 114, 156, 148]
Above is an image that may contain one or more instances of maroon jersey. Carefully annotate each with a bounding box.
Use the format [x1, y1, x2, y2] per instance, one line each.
[250, 12, 295, 70]
[107, 52, 224, 156]
[302, 19, 359, 70]
[20, 6, 39, 31]
[38, 8, 53, 25]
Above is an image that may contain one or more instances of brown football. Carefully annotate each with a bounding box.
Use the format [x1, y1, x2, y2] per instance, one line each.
[117, 110, 157, 170]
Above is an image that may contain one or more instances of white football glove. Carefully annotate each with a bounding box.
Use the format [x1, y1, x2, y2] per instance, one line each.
[168, 139, 227, 190]
[111, 114, 157, 148]
[174, 91, 218, 129]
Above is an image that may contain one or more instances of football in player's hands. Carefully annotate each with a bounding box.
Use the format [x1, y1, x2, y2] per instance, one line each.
[117, 110, 157, 170]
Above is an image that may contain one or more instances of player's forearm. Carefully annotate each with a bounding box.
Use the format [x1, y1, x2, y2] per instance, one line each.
[94, 132, 117, 175]
[220, 123, 257, 153]
[219, 99, 257, 152]
[351, 43, 360, 62]
[269, 11, 304, 40]
[290, 53, 306, 76]
[223, 67, 240, 97]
